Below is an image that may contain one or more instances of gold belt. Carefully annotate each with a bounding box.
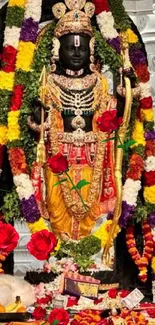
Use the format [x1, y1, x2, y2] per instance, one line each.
[58, 128, 97, 146]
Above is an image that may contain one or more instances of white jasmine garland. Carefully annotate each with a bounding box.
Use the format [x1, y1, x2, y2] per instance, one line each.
[96, 11, 118, 40]
[13, 174, 34, 199]
[122, 178, 141, 206]
[139, 82, 151, 99]
[4, 26, 21, 49]
[24, 0, 42, 21]
[145, 156, 155, 172]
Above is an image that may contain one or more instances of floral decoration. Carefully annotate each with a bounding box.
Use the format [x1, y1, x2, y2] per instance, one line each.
[27, 229, 57, 261]
[126, 222, 154, 282]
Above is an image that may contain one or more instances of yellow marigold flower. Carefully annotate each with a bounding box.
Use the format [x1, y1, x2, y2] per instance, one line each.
[7, 127, 20, 141]
[144, 185, 155, 204]
[8, 111, 20, 125]
[27, 217, 49, 233]
[132, 120, 145, 147]
[151, 257, 155, 272]
[16, 41, 36, 72]
[0, 126, 8, 145]
[0, 71, 14, 91]
[8, 0, 25, 7]
[93, 220, 120, 247]
[141, 109, 154, 122]
[125, 29, 138, 43]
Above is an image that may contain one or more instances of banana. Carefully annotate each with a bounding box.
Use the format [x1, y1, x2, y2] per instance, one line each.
[5, 296, 23, 313]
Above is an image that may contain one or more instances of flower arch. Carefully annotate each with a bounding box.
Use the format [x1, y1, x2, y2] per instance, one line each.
[0, 0, 155, 280]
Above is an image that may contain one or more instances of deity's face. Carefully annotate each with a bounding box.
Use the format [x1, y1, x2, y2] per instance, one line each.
[59, 33, 90, 71]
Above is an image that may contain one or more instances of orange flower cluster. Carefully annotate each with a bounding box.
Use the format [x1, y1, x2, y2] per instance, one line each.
[126, 153, 144, 180]
[71, 310, 104, 325]
[9, 147, 28, 175]
[121, 309, 148, 325]
[126, 222, 154, 282]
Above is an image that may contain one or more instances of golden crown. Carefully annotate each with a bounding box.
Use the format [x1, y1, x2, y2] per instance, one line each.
[52, 0, 95, 38]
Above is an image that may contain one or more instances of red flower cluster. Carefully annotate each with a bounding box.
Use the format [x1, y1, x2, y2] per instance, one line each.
[92, 0, 110, 14]
[126, 153, 144, 180]
[145, 140, 155, 157]
[10, 85, 24, 111]
[9, 147, 28, 175]
[144, 171, 155, 187]
[27, 229, 57, 261]
[1, 46, 17, 73]
[48, 308, 69, 325]
[32, 306, 46, 320]
[48, 153, 69, 174]
[135, 64, 150, 83]
[37, 295, 52, 305]
[97, 110, 122, 134]
[0, 221, 19, 254]
[139, 96, 152, 109]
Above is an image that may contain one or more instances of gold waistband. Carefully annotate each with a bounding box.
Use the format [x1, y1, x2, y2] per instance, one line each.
[58, 129, 97, 146]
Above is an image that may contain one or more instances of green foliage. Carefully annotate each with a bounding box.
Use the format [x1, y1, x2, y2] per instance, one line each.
[94, 29, 121, 73]
[108, 0, 131, 31]
[133, 201, 148, 223]
[18, 22, 55, 167]
[144, 121, 155, 132]
[0, 90, 12, 125]
[56, 235, 101, 271]
[6, 6, 25, 28]
[1, 187, 23, 222]
[71, 179, 90, 191]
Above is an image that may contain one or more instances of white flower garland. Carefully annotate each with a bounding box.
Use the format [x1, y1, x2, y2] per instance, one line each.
[122, 178, 141, 206]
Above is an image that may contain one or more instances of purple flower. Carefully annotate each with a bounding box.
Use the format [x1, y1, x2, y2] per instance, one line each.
[119, 201, 135, 227]
[129, 47, 146, 67]
[149, 213, 155, 227]
[21, 194, 40, 223]
[107, 37, 121, 54]
[145, 130, 155, 140]
[20, 18, 39, 43]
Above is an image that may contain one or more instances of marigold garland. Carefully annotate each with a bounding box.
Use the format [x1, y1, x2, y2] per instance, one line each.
[126, 222, 154, 282]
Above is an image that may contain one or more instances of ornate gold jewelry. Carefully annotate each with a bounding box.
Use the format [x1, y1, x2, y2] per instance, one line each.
[51, 37, 60, 72]
[48, 73, 109, 220]
[89, 37, 96, 72]
[71, 116, 86, 129]
[51, 73, 97, 91]
[52, 0, 95, 38]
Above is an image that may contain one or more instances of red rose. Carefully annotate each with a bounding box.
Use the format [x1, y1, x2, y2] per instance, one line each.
[144, 171, 155, 187]
[32, 306, 46, 320]
[10, 85, 24, 111]
[97, 110, 122, 134]
[48, 153, 69, 174]
[0, 221, 19, 253]
[48, 308, 69, 325]
[108, 288, 118, 299]
[1, 46, 17, 72]
[27, 229, 57, 261]
[92, 0, 110, 14]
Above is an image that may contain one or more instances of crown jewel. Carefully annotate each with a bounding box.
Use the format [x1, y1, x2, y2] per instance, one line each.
[52, 0, 95, 38]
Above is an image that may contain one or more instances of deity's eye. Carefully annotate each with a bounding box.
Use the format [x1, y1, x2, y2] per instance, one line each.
[80, 45, 87, 52]
[66, 45, 75, 51]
